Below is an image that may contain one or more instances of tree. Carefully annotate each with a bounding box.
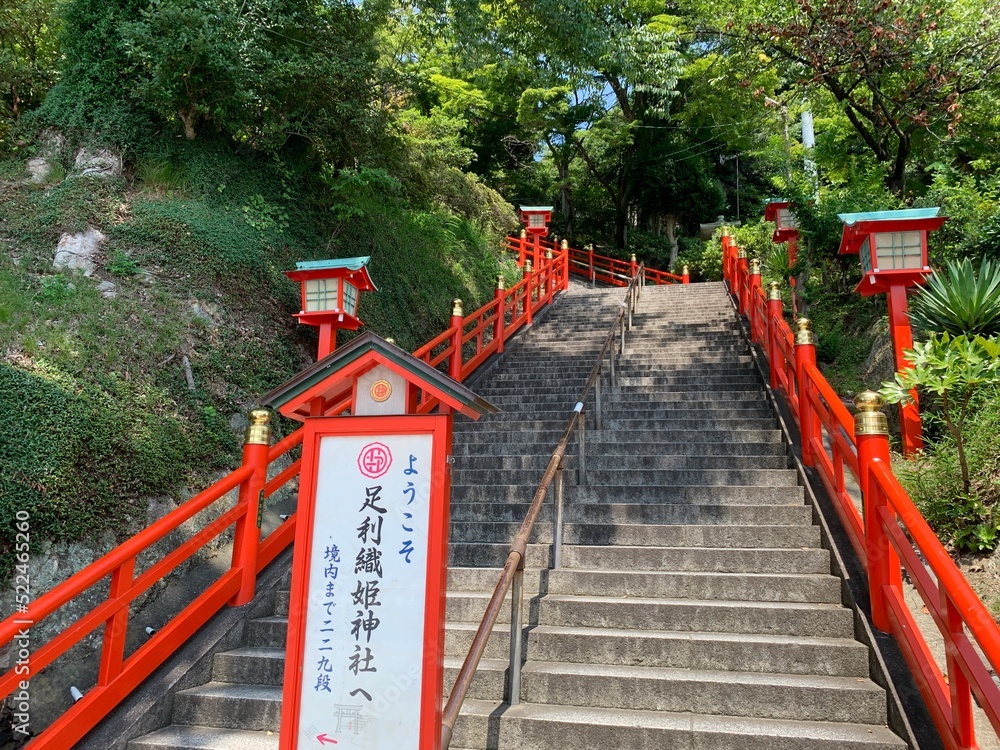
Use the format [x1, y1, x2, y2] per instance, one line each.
[694, 0, 1000, 194]
[0, 0, 59, 139]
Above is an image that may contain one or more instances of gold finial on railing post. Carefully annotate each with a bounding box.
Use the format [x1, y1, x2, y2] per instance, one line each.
[794, 317, 816, 346]
[545, 247, 553, 260]
[750, 258, 762, 276]
[854, 391, 889, 436]
[853, 390, 899, 633]
[452, 298, 464, 317]
[497, 274, 506, 291]
[524, 259, 532, 274]
[561, 239, 568, 250]
[737, 248, 748, 260]
[244, 409, 272, 446]
[520, 229, 527, 239]
[767, 281, 782, 301]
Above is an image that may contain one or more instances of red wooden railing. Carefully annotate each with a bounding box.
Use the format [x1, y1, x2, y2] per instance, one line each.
[0, 248, 571, 749]
[502, 233, 686, 286]
[723, 232, 1000, 750]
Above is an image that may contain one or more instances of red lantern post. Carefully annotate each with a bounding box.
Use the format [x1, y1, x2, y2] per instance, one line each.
[285, 257, 378, 360]
[838, 208, 947, 456]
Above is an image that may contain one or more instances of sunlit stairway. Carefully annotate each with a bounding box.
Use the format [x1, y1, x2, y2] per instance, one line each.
[444, 281, 909, 749]
[126, 279, 909, 749]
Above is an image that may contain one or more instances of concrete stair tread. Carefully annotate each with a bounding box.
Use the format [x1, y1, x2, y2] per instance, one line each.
[177, 681, 281, 700]
[480, 702, 907, 745]
[515, 660, 885, 693]
[128, 725, 278, 749]
[526, 623, 867, 650]
[541, 593, 843, 611]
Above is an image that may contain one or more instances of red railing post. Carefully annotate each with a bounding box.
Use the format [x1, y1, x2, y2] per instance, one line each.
[749, 258, 762, 344]
[494, 276, 506, 355]
[721, 229, 732, 283]
[230, 409, 273, 606]
[630, 253, 637, 279]
[736, 248, 749, 315]
[587, 244, 595, 286]
[682, 264, 690, 285]
[767, 282, 783, 390]
[98, 556, 135, 685]
[545, 247, 555, 304]
[854, 392, 903, 633]
[519, 230, 527, 266]
[450, 298, 464, 381]
[523, 260, 534, 327]
[794, 318, 820, 467]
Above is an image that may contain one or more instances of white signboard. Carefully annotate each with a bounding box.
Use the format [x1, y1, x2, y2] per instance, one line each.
[296, 432, 433, 750]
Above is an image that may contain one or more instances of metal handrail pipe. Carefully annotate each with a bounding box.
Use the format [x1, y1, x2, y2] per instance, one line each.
[440, 266, 643, 748]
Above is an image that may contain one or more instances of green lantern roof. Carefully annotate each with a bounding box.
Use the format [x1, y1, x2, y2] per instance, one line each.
[838, 208, 941, 226]
[294, 256, 370, 272]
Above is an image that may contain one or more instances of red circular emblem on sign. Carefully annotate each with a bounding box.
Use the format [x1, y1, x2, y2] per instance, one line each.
[370, 379, 392, 402]
[358, 442, 392, 479]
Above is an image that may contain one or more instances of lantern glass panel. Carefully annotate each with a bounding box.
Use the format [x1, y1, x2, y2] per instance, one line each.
[777, 208, 798, 230]
[305, 278, 339, 312]
[528, 214, 545, 228]
[860, 238, 873, 274]
[342, 281, 359, 316]
[874, 231, 923, 270]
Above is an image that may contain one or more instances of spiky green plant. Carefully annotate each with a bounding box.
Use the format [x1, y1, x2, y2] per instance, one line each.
[909, 258, 1000, 336]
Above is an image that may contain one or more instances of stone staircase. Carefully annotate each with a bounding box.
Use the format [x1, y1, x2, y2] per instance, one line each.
[127, 280, 909, 749]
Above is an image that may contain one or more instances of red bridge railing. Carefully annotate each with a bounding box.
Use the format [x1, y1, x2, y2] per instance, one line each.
[0, 248, 571, 749]
[723, 233, 1000, 750]
[502, 233, 686, 286]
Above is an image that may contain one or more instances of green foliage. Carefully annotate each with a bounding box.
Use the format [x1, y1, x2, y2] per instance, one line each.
[882, 333, 1000, 507]
[106, 249, 140, 276]
[0, 0, 60, 149]
[908, 259, 1000, 337]
[136, 159, 190, 193]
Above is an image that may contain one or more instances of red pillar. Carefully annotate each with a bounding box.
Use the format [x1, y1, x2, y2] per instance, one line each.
[523, 260, 534, 327]
[317, 323, 336, 359]
[519, 230, 527, 266]
[231, 409, 273, 606]
[450, 298, 464, 382]
[794, 318, 821, 467]
[682, 264, 690, 285]
[749, 259, 762, 344]
[494, 276, 506, 355]
[854, 391, 902, 632]
[532, 234, 541, 270]
[887, 284, 923, 455]
[737, 249, 749, 315]
[788, 236, 800, 317]
[767, 282, 784, 390]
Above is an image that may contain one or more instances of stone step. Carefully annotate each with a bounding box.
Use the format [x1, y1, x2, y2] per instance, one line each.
[454, 405, 776, 423]
[534, 595, 854, 638]
[446, 502, 813, 526]
[454, 440, 786, 457]
[451, 468, 799, 487]
[453, 453, 788, 471]
[172, 683, 281, 732]
[454, 428, 785, 445]
[450, 484, 805, 505]
[448, 522, 819, 548]
[521, 625, 868, 676]
[128, 726, 279, 750]
[558, 545, 830, 574]
[515, 661, 888, 724]
[450, 700, 907, 750]
[544, 567, 838, 601]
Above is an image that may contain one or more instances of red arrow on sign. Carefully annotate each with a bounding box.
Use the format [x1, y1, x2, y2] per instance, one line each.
[316, 734, 338, 746]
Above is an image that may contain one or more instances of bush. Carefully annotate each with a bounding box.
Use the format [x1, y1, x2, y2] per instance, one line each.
[908, 258, 1000, 337]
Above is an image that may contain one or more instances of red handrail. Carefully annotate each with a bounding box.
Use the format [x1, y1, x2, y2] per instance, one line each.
[0, 249, 571, 749]
[724, 239, 1000, 750]
[505, 234, 684, 286]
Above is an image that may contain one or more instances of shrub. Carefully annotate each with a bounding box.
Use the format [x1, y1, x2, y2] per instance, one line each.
[908, 258, 1000, 337]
